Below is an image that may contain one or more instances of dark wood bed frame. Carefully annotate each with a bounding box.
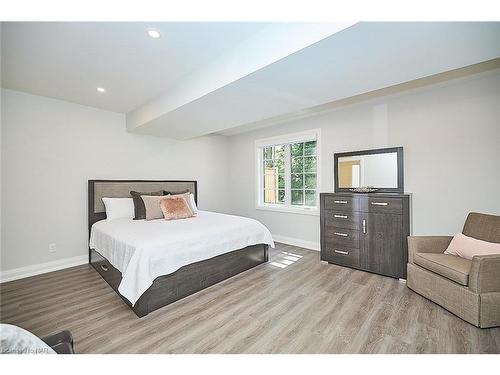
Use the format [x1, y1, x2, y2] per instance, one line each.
[88, 180, 268, 317]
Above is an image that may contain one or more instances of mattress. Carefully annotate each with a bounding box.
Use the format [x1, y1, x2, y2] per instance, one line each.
[89, 211, 274, 305]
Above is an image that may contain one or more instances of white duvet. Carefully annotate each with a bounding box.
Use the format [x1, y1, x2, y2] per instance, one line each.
[89, 211, 274, 305]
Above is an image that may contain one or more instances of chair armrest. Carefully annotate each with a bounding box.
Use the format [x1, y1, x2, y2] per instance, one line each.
[407, 236, 453, 264]
[469, 254, 500, 293]
[41, 330, 74, 354]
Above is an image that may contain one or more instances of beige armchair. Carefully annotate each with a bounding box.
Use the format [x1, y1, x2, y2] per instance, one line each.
[407, 212, 500, 328]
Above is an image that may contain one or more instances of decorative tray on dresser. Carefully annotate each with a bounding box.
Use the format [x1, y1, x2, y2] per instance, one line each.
[320, 192, 410, 279]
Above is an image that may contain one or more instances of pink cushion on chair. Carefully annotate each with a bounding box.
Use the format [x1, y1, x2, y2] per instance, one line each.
[444, 232, 500, 260]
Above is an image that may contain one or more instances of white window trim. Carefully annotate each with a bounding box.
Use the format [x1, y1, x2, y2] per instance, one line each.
[255, 129, 321, 216]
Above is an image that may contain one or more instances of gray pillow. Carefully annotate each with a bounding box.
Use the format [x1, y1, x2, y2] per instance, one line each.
[130, 190, 163, 220]
[141, 195, 166, 220]
[0, 324, 55, 354]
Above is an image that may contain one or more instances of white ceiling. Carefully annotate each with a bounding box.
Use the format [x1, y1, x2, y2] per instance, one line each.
[2, 22, 499, 139]
[129, 22, 500, 139]
[1, 22, 271, 112]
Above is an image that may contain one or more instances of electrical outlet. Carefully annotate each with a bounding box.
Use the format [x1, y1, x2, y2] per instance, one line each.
[48, 243, 57, 253]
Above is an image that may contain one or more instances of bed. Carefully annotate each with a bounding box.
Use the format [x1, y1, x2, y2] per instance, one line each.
[88, 180, 273, 317]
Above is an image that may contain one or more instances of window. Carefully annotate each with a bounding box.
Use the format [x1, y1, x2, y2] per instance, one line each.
[256, 130, 320, 214]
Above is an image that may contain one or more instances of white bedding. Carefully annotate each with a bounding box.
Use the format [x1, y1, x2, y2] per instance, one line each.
[89, 211, 274, 306]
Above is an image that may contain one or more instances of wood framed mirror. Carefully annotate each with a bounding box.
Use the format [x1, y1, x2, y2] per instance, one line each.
[334, 147, 404, 193]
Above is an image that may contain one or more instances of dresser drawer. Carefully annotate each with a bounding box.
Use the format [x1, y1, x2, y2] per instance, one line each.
[364, 197, 403, 214]
[324, 228, 359, 248]
[322, 244, 360, 268]
[324, 210, 360, 230]
[323, 195, 359, 212]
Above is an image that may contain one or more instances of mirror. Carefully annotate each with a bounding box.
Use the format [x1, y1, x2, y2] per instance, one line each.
[334, 147, 403, 193]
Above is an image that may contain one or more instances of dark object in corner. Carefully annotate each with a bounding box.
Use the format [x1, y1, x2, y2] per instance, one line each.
[41, 330, 75, 354]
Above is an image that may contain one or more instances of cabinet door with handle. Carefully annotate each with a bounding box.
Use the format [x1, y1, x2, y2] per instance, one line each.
[360, 212, 403, 278]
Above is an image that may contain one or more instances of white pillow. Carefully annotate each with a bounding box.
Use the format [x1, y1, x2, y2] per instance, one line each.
[189, 193, 199, 215]
[102, 197, 134, 220]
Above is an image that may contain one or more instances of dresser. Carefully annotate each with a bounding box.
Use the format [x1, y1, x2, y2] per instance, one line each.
[320, 192, 410, 279]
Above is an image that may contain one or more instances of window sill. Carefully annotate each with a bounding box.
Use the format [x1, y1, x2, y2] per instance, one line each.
[256, 204, 320, 216]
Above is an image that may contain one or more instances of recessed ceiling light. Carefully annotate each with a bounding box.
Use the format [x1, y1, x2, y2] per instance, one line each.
[97, 87, 106, 93]
[147, 29, 161, 39]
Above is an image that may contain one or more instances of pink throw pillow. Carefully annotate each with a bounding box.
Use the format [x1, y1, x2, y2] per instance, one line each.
[160, 196, 194, 220]
[444, 232, 500, 260]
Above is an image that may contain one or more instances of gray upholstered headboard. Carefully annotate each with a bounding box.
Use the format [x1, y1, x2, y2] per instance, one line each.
[88, 179, 197, 243]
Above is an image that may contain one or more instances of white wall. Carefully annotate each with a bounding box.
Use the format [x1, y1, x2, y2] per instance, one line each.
[1, 68, 499, 277]
[228, 69, 500, 247]
[1, 89, 230, 272]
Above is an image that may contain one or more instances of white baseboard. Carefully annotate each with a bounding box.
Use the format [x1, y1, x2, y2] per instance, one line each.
[272, 234, 320, 251]
[0, 255, 88, 283]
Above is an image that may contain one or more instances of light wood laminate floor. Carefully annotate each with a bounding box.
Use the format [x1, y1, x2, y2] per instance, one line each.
[1, 243, 499, 354]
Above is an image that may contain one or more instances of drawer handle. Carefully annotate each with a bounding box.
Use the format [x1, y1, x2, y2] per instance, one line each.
[334, 214, 348, 219]
[334, 232, 348, 237]
[371, 202, 388, 206]
[334, 250, 349, 255]
[100, 264, 109, 272]
[334, 200, 348, 204]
